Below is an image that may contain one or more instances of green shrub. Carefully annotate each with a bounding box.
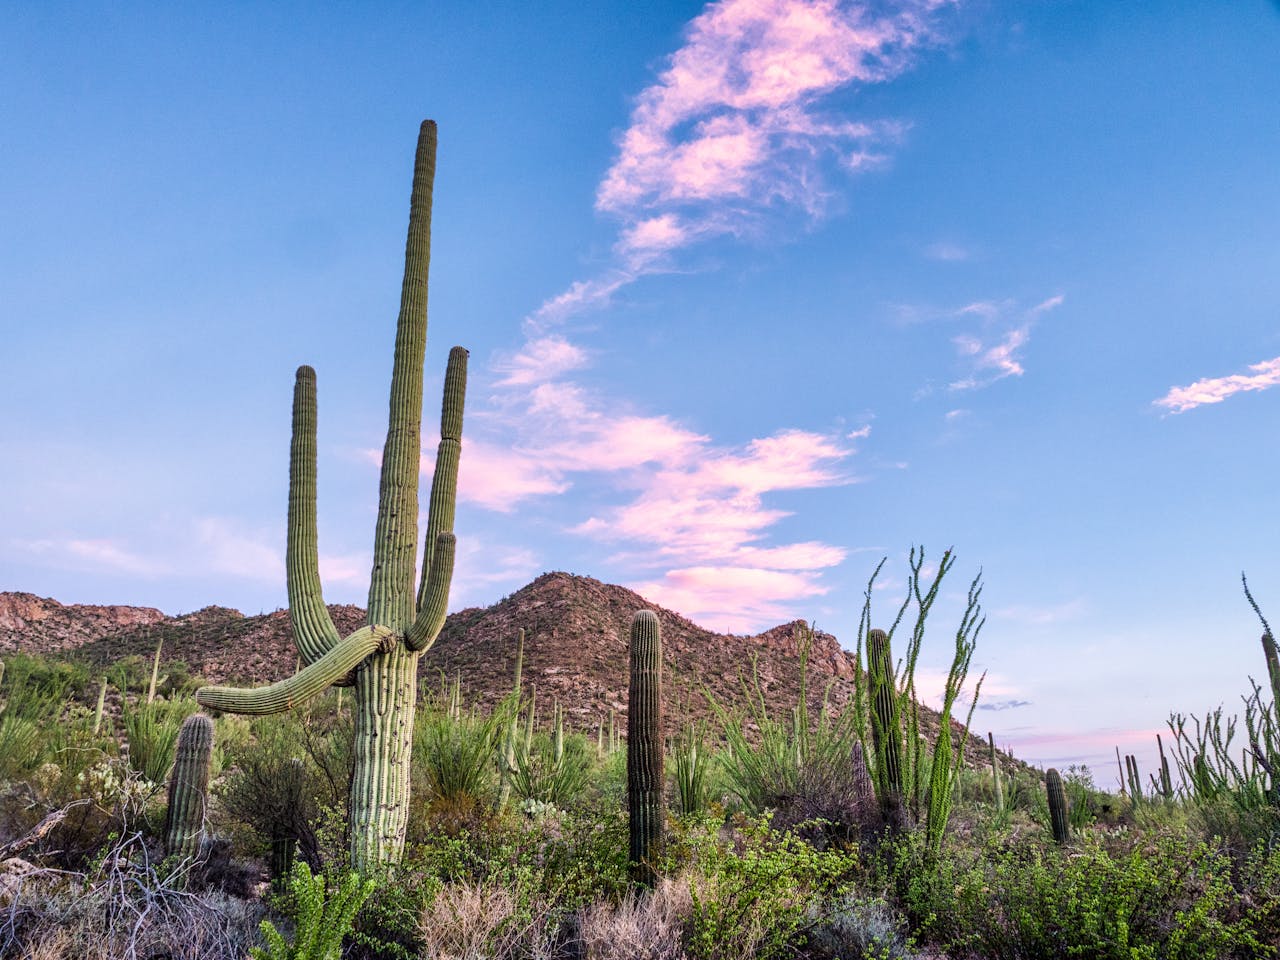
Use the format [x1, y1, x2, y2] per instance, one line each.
[886, 827, 1271, 959]
[674, 815, 854, 960]
[251, 861, 375, 960]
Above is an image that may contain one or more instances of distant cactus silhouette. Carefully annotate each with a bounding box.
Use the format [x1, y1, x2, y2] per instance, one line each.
[627, 610, 664, 886]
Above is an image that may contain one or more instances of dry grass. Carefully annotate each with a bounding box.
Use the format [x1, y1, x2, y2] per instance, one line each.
[0, 831, 262, 960]
[417, 881, 561, 960]
[575, 878, 692, 960]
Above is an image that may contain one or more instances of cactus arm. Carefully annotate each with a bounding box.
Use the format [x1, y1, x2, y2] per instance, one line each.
[287, 365, 342, 664]
[368, 119, 437, 631]
[416, 346, 466, 610]
[406, 532, 456, 652]
[196, 625, 394, 715]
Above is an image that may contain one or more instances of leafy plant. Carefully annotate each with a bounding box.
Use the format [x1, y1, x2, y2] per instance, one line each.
[252, 861, 376, 960]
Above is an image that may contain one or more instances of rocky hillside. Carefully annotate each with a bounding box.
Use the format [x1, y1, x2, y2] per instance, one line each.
[0, 573, 996, 765]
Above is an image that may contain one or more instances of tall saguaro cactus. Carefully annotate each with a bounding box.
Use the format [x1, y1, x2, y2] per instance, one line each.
[196, 120, 465, 871]
[627, 610, 664, 886]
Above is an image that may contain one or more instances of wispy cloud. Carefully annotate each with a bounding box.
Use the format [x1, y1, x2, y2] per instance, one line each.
[923, 240, 972, 262]
[463, 0, 953, 628]
[19, 537, 164, 578]
[529, 0, 956, 326]
[493, 336, 590, 387]
[1154, 355, 1280, 414]
[948, 294, 1063, 392]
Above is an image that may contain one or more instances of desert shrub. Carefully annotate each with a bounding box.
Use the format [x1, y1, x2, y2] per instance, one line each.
[415, 878, 562, 960]
[413, 697, 502, 810]
[884, 827, 1271, 959]
[508, 729, 593, 811]
[670, 815, 854, 960]
[575, 879, 692, 960]
[0, 827, 264, 959]
[672, 724, 714, 818]
[218, 712, 350, 879]
[252, 860, 375, 960]
[0, 654, 89, 782]
[804, 892, 920, 960]
[121, 695, 197, 784]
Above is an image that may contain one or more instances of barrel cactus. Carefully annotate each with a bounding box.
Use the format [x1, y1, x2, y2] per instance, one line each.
[627, 610, 664, 886]
[1045, 767, 1069, 844]
[165, 713, 214, 859]
[196, 120, 465, 871]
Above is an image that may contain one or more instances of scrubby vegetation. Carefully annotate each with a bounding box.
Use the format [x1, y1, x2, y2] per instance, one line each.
[3, 569, 1280, 960]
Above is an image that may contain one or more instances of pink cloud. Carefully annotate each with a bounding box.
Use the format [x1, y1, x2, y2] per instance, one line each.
[1155, 355, 1280, 414]
[526, 0, 953, 328]
[451, 439, 571, 512]
[597, 0, 946, 219]
[574, 427, 854, 576]
[631, 564, 830, 632]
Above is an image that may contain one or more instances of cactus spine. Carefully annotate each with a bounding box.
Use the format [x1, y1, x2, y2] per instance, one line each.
[1045, 767, 1069, 844]
[627, 610, 664, 886]
[197, 121, 465, 871]
[165, 713, 214, 859]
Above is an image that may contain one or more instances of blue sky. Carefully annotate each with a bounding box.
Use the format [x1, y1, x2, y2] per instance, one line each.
[4, 0, 1279, 780]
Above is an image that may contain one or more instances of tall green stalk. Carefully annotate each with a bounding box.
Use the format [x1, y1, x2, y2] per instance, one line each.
[197, 121, 466, 871]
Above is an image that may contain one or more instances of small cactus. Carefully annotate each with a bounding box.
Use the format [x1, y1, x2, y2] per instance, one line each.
[988, 731, 1003, 812]
[164, 713, 215, 859]
[1045, 767, 1069, 844]
[1156, 734, 1174, 800]
[627, 610, 664, 886]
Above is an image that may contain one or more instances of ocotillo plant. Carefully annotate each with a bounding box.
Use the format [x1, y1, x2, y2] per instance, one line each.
[165, 713, 214, 859]
[852, 548, 984, 853]
[627, 609, 664, 886]
[1045, 767, 1070, 844]
[196, 121, 466, 871]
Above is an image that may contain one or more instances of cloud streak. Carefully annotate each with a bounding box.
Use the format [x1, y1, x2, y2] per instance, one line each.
[1155, 355, 1280, 414]
[530, 0, 955, 326]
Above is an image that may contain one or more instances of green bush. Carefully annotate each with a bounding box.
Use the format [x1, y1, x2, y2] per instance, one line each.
[672, 815, 854, 960]
[252, 861, 375, 960]
[886, 827, 1272, 959]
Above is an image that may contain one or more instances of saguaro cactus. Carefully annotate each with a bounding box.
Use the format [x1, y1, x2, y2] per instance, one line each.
[196, 121, 465, 871]
[165, 713, 214, 859]
[627, 610, 664, 886]
[1045, 767, 1069, 844]
[867, 628, 906, 829]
